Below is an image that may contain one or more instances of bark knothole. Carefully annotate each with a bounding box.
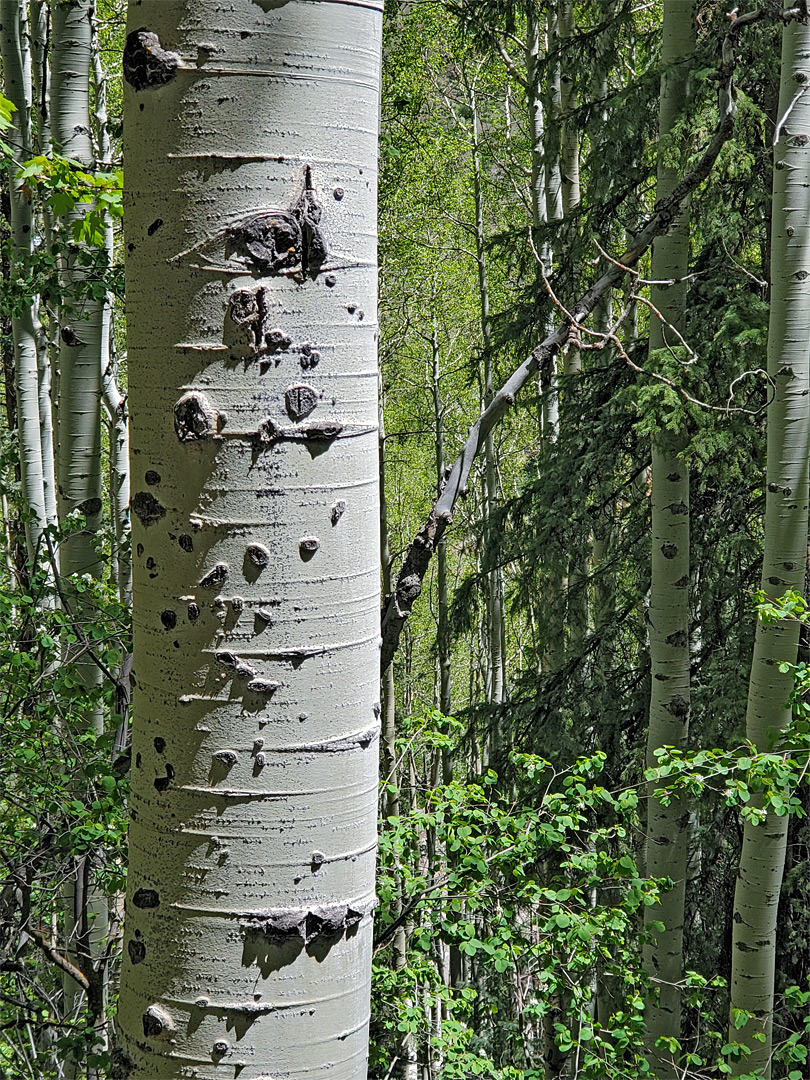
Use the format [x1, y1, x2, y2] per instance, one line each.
[127, 939, 146, 964]
[160, 610, 177, 630]
[299, 536, 320, 558]
[666, 630, 688, 648]
[226, 286, 272, 353]
[174, 391, 223, 443]
[660, 542, 678, 560]
[212, 1040, 230, 1057]
[666, 694, 689, 718]
[325, 273, 337, 287]
[246, 543, 271, 568]
[133, 888, 160, 909]
[285, 384, 318, 420]
[123, 30, 180, 91]
[131, 491, 166, 527]
[178, 533, 193, 552]
[154, 764, 175, 792]
[212, 750, 238, 766]
[187, 602, 200, 621]
[142, 1004, 176, 1040]
[256, 417, 342, 446]
[224, 165, 327, 277]
[154, 738, 166, 754]
[330, 500, 346, 525]
[299, 343, 321, 370]
[244, 899, 374, 947]
[255, 752, 267, 768]
[246, 678, 280, 694]
[311, 851, 325, 869]
[200, 562, 229, 588]
[144, 470, 161, 485]
[333, 187, 344, 201]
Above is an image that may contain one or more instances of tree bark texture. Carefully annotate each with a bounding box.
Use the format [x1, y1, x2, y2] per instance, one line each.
[643, 1, 695, 1071]
[730, 13, 810, 1076]
[116, 2, 383, 1077]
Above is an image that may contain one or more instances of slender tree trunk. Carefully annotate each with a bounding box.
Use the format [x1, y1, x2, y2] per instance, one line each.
[116, 2, 383, 1075]
[643, 3, 695, 1072]
[0, 1, 52, 559]
[730, 16, 810, 1077]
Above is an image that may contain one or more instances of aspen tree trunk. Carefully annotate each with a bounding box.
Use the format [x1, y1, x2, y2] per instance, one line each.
[116, 3, 383, 1077]
[470, 89, 506, 717]
[643, 2, 694, 1072]
[431, 326, 452, 725]
[0, 1, 52, 558]
[730, 16, 810, 1077]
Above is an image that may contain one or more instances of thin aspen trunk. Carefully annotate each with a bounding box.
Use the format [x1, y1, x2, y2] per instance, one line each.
[116, 2, 383, 1075]
[643, 3, 695, 1072]
[431, 327, 452, 725]
[470, 87, 505, 719]
[730, 16, 810, 1077]
[558, 0, 580, 215]
[0, 2, 51, 560]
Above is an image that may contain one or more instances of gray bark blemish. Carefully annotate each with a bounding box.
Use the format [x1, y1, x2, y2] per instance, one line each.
[160, 610, 177, 629]
[200, 562, 229, 588]
[128, 939, 146, 964]
[212, 1040, 230, 1057]
[213, 750, 238, 766]
[178, 533, 193, 551]
[299, 536, 319, 559]
[325, 273, 336, 287]
[187, 602, 200, 621]
[227, 286, 271, 352]
[136, 543, 144, 557]
[285, 384, 318, 421]
[174, 390, 222, 443]
[330, 500, 345, 525]
[311, 851, 325, 870]
[132, 888, 160, 908]
[333, 187, 344, 201]
[246, 678, 280, 694]
[266, 327, 292, 351]
[231, 595, 244, 612]
[131, 492, 166, 527]
[660, 542, 678, 559]
[299, 343, 321, 369]
[142, 1003, 176, 1039]
[147, 218, 163, 236]
[144, 470, 161, 485]
[256, 608, 273, 624]
[123, 30, 180, 91]
[246, 543, 270, 568]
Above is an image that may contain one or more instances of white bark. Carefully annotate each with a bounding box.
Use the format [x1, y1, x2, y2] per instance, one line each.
[730, 16, 810, 1076]
[643, 2, 695, 1070]
[116, 2, 382, 1076]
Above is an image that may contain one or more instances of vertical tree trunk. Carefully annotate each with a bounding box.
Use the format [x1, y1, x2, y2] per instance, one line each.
[730, 16, 810, 1077]
[116, 2, 383, 1076]
[643, 2, 694, 1072]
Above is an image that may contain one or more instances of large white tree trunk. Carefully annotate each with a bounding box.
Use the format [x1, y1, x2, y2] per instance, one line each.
[730, 17, 810, 1077]
[116, 3, 383, 1077]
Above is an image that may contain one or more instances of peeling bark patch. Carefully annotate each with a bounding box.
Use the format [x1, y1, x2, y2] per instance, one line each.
[178, 533, 193, 552]
[127, 939, 146, 964]
[160, 610, 177, 630]
[154, 764, 175, 792]
[123, 30, 180, 91]
[285, 384, 318, 420]
[174, 390, 221, 442]
[132, 492, 166, 527]
[144, 470, 161, 486]
[132, 888, 160, 909]
[246, 543, 270, 568]
[200, 562, 229, 588]
[331, 500, 346, 525]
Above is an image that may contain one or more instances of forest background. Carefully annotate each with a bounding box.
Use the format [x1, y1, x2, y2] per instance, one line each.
[2, 1, 810, 1079]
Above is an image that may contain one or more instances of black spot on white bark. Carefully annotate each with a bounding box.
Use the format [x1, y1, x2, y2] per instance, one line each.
[154, 764, 174, 792]
[246, 543, 270, 568]
[141, 1003, 176, 1039]
[123, 30, 180, 91]
[127, 939, 146, 964]
[285, 384, 318, 420]
[331, 500, 345, 525]
[299, 536, 319, 559]
[200, 562, 228, 588]
[160, 610, 177, 630]
[247, 678, 280, 694]
[187, 602, 200, 621]
[132, 888, 160, 908]
[131, 492, 166, 527]
[144, 470, 161, 485]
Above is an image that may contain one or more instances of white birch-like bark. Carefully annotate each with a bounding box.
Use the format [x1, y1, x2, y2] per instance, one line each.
[0, 1, 51, 559]
[116, 3, 382, 1076]
[643, 3, 695, 1070]
[730, 17, 810, 1077]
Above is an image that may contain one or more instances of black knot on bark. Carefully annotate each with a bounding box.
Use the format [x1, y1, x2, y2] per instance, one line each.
[123, 30, 180, 92]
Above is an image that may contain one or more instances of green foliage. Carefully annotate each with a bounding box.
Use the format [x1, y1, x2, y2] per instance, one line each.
[16, 155, 123, 248]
